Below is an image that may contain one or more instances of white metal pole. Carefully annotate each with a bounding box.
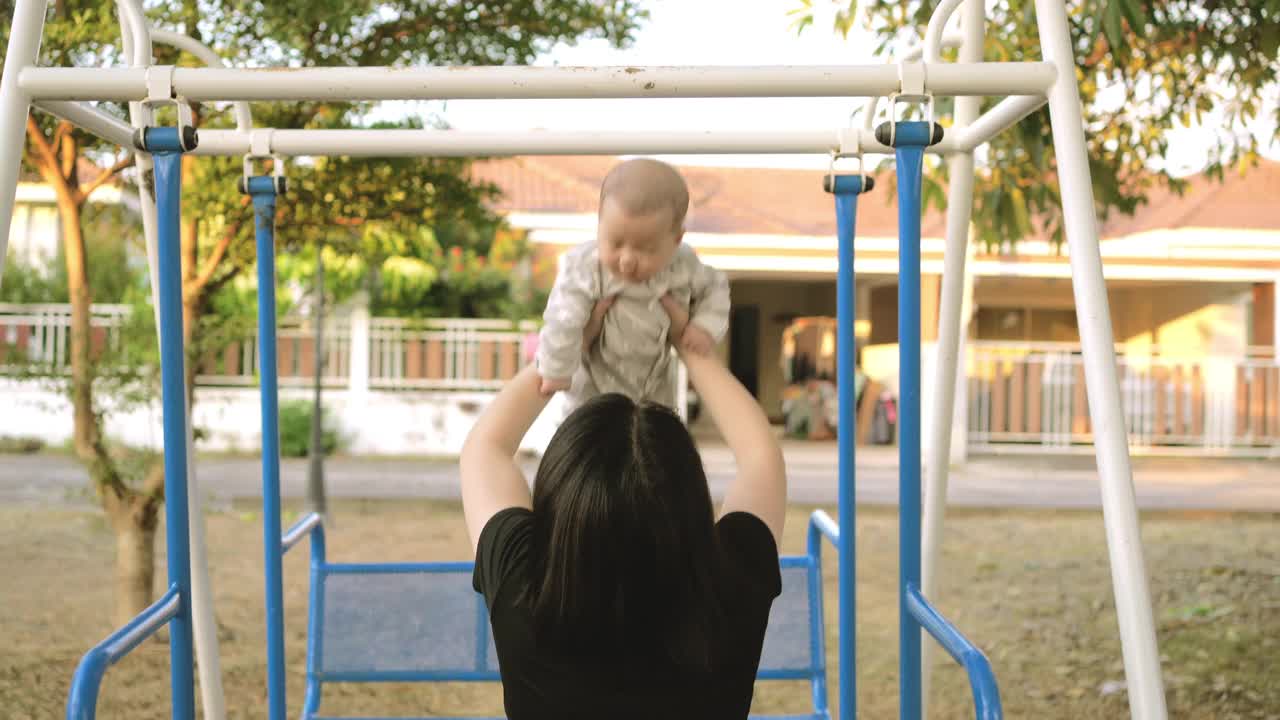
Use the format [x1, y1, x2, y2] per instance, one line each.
[921, 1, 983, 715]
[192, 127, 955, 157]
[0, 0, 48, 285]
[20, 62, 1059, 102]
[923, 0, 967, 63]
[1034, 2, 1168, 718]
[956, 94, 1048, 151]
[117, 9, 228, 720]
[150, 29, 253, 132]
[31, 101, 137, 147]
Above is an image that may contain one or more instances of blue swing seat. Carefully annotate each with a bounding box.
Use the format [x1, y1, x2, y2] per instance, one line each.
[288, 510, 839, 720]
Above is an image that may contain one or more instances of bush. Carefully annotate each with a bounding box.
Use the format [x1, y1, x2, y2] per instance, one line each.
[0, 435, 45, 454]
[278, 400, 340, 458]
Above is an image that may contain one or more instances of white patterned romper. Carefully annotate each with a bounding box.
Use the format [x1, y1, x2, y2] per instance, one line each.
[536, 242, 730, 415]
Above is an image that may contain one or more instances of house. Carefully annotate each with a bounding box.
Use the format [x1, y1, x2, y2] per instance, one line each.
[4, 156, 1278, 458]
[472, 156, 1280, 458]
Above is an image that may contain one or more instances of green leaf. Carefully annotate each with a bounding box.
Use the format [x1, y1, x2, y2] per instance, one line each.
[1118, 0, 1148, 33]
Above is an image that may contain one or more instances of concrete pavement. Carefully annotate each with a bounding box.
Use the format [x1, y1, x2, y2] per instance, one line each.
[1, 444, 1277, 511]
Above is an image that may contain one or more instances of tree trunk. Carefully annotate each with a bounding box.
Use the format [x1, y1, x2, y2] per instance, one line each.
[306, 243, 328, 515]
[55, 177, 99, 460]
[181, 155, 200, 407]
[37, 127, 167, 625]
[104, 494, 160, 626]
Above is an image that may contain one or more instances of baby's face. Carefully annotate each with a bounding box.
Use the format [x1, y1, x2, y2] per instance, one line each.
[597, 198, 682, 284]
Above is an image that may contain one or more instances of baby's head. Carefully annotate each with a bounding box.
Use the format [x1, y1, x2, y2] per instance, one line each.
[597, 158, 688, 283]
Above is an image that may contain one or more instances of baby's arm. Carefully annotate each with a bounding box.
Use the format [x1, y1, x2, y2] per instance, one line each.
[682, 256, 730, 354]
[536, 253, 598, 393]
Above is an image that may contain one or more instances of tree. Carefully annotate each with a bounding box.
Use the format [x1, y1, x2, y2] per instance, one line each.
[5, 2, 164, 627]
[7, 0, 646, 624]
[790, 0, 1280, 246]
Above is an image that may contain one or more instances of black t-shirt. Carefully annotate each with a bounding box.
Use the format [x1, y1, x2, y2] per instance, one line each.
[472, 507, 783, 720]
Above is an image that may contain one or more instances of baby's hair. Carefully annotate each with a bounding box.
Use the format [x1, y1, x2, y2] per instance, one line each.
[599, 158, 689, 231]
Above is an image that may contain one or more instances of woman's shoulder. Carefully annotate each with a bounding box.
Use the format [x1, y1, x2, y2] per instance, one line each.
[472, 507, 537, 605]
[715, 511, 782, 599]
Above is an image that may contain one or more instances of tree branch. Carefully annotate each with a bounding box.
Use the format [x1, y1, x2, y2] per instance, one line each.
[25, 115, 59, 175]
[75, 154, 136, 204]
[51, 121, 73, 158]
[201, 267, 241, 298]
[59, 122, 78, 180]
[141, 457, 166, 500]
[88, 435, 131, 501]
[354, 16, 433, 62]
[191, 216, 244, 293]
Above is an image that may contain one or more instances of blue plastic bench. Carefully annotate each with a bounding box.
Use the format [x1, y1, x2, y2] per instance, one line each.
[285, 510, 840, 720]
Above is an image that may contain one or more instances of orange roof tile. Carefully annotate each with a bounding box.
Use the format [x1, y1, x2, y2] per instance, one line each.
[472, 156, 947, 239]
[473, 156, 1280, 243]
[1100, 159, 1280, 237]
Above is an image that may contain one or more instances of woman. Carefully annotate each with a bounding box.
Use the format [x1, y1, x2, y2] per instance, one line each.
[460, 295, 787, 719]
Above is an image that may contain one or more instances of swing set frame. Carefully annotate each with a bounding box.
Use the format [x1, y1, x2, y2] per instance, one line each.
[0, 1, 1169, 719]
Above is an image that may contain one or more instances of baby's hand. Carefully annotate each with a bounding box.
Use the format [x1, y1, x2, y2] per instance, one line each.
[540, 376, 571, 396]
[681, 323, 715, 356]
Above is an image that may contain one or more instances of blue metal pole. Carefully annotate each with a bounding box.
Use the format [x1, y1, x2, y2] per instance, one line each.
[888, 121, 936, 720]
[826, 172, 870, 720]
[247, 175, 287, 720]
[147, 127, 196, 720]
[835, 181, 857, 720]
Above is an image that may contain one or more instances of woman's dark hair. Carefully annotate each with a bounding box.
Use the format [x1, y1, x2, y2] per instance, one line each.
[521, 393, 726, 670]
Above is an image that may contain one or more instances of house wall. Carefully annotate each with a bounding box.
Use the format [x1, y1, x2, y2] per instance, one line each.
[863, 275, 944, 346]
[0, 380, 564, 457]
[5, 200, 60, 268]
[970, 277, 1252, 356]
[1111, 284, 1251, 356]
[729, 279, 840, 418]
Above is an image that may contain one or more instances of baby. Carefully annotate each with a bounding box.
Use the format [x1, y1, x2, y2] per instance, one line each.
[535, 158, 730, 413]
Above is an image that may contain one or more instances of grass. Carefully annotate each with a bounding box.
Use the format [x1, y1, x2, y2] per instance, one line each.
[1, 501, 1277, 719]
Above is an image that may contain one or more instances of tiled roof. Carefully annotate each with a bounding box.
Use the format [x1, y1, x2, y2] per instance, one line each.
[1099, 159, 1280, 236]
[472, 155, 1280, 241]
[471, 156, 947, 239]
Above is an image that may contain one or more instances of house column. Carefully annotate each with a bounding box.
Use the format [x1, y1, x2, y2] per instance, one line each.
[348, 291, 371, 397]
[950, 241, 977, 465]
[1253, 280, 1277, 353]
[921, 273, 942, 341]
[920, 272, 943, 461]
[855, 281, 872, 358]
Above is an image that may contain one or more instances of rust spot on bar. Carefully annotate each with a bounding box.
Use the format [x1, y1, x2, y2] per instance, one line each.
[644, 82, 655, 90]
[624, 67, 644, 74]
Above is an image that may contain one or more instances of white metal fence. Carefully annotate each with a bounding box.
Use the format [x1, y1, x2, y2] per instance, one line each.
[7, 305, 1276, 454]
[0, 303, 536, 391]
[195, 317, 353, 388]
[0, 302, 128, 370]
[368, 317, 537, 391]
[968, 342, 1280, 455]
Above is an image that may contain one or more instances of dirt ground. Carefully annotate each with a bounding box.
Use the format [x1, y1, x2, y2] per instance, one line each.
[2, 500, 1277, 719]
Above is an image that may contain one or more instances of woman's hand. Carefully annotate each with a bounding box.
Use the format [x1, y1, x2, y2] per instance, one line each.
[533, 295, 618, 396]
[581, 294, 618, 352]
[659, 293, 691, 350]
[659, 293, 713, 356]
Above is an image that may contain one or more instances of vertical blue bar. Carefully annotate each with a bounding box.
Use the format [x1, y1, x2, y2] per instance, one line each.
[304, 523, 326, 718]
[834, 189, 859, 720]
[895, 131, 927, 720]
[250, 180, 288, 720]
[151, 139, 196, 720]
